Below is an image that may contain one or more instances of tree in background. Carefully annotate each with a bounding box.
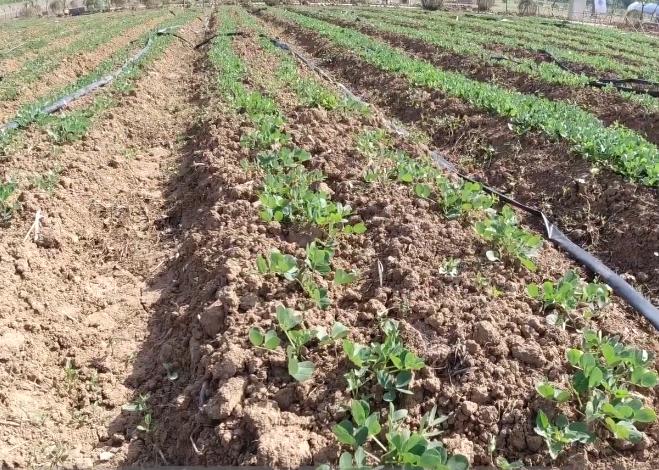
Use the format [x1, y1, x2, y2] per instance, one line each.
[49, 0, 66, 14]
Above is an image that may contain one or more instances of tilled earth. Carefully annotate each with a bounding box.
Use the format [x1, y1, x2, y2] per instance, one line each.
[0, 7, 658, 470]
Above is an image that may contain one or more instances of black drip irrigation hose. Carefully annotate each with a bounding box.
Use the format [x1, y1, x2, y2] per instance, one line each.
[194, 31, 248, 49]
[0, 26, 186, 136]
[262, 34, 659, 330]
[537, 48, 659, 97]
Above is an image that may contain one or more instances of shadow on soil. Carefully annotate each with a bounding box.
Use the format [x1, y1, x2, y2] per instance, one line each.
[104, 47, 232, 465]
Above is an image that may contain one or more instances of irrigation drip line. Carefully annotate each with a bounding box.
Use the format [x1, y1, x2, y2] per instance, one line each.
[0, 25, 185, 136]
[537, 48, 659, 97]
[264, 33, 659, 330]
[194, 31, 248, 49]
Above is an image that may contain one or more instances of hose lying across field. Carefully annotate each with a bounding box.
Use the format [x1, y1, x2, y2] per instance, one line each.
[0, 26, 186, 136]
[262, 34, 659, 329]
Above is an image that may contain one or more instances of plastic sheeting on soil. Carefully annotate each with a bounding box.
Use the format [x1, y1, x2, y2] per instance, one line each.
[627, 2, 659, 16]
[263, 33, 659, 330]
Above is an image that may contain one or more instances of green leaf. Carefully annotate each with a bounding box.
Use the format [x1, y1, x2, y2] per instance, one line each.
[288, 355, 315, 382]
[349, 222, 367, 234]
[331, 322, 349, 340]
[566, 348, 583, 367]
[527, 283, 540, 298]
[333, 420, 355, 446]
[572, 371, 589, 394]
[535, 409, 550, 430]
[587, 366, 604, 388]
[248, 327, 264, 347]
[419, 448, 444, 468]
[335, 268, 359, 285]
[338, 451, 353, 469]
[256, 255, 268, 274]
[414, 183, 431, 198]
[277, 306, 302, 331]
[579, 353, 597, 371]
[354, 446, 365, 466]
[263, 330, 281, 350]
[365, 412, 381, 436]
[605, 418, 643, 443]
[565, 421, 594, 443]
[640, 370, 658, 388]
[354, 426, 369, 446]
[635, 407, 657, 423]
[446, 454, 469, 470]
[520, 258, 537, 272]
[536, 382, 555, 400]
[351, 400, 367, 426]
[403, 351, 425, 370]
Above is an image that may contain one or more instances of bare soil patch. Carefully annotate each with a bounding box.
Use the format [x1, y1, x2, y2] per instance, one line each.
[0, 21, 202, 469]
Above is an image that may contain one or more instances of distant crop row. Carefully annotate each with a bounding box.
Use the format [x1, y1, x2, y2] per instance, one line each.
[303, 8, 589, 88]
[462, 12, 659, 68]
[0, 11, 166, 102]
[360, 7, 659, 82]
[274, 9, 659, 186]
[0, 12, 198, 226]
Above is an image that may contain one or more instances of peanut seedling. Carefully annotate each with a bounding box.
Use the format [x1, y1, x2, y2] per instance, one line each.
[535, 329, 657, 458]
[527, 270, 610, 328]
[343, 318, 424, 402]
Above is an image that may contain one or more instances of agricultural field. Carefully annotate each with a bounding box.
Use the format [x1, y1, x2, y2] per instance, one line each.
[0, 3, 658, 470]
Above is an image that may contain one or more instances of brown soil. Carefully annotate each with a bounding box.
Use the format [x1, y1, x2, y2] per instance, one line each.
[100, 14, 659, 469]
[307, 11, 659, 143]
[1, 7, 658, 470]
[0, 13, 167, 123]
[0, 19, 204, 469]
[257, 12, 659, 302]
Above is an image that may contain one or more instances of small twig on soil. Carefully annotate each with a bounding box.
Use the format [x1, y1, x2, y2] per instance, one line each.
[0, 419, 20, 427]
[377, 259, 384, 287]
[198, 380, 209, 410]
[23, 208, 42, 242]
[156, 447, 169, 465]
[190, 430, 205, 456]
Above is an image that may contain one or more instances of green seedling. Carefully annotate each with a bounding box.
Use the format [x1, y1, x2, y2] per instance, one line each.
[241, 114, 290, 150]
[300, 271, 331, 310]
[257, 249, 299, 281]
[437, 178, 495, 219]
[46, 112, 91, 143]
[332, 400, 467, 469]
[249, 305, 348, 382]
[123, 393, 153, 433]
[335, 268, 359, 285]
[0, 179, 19, 224]
[495, 456, 524, 470]
[257, 147, 311, 172]
[314, 322, 349, 345]
[355, 129, 389, 158]
[306, 240, 334, 275]
[527, 270, 610, 328]
[439, 258, 460, 278]
[343, 318, 424, 401]
[297, 79, 339, 110]
[474, 205, 542, 271]
[63, 358, 78, 388]
[535, 329, 658, 458]
[534, 410, 594, 460]
[33, 169, 60, 194]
